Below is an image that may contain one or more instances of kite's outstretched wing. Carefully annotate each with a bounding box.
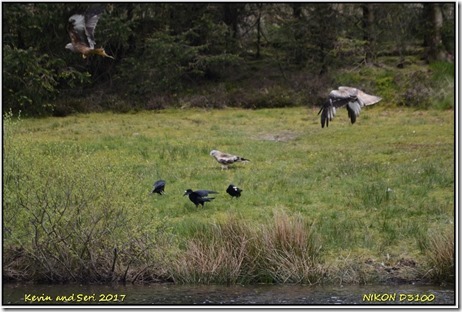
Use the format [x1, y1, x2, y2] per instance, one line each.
[83, 6, 105, 49]
[318, 87, 381, 128]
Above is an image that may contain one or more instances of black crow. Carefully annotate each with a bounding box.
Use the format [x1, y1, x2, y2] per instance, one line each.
[183, 189, 217, 207]
[151, 179, 166, 195]
[318, 87, 382, 128]
[193, 189, 219, 197]
[226, 184, 242, 198]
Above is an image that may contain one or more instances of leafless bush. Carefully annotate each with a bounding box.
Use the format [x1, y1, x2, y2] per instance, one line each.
[2, 130, 167, 283]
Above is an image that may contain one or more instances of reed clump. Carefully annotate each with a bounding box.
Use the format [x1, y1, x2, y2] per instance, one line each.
[260, 211, 324, 284]
[424, 227, 454, 284]
[169, 211, 324, 284]
[169, 219, 258, 284]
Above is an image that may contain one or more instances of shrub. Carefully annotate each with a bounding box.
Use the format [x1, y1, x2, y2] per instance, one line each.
[334, 60, 454, 109]
[3, 114, 166, 283]
[114, 26, 242, 99]
[2, 46, 91, 116]
[398, 70, 433, 108]
[428, 61, 455, 109]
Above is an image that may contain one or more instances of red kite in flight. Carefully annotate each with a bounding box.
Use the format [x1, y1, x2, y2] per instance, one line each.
[318, 86, 382, 127]
[65, 7, 114, 59]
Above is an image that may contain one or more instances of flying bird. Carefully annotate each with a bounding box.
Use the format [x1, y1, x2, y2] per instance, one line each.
[150, 180, 166, 195]
[226, 184, 242, 198]
[184, 189, 217, 207]
[210, 150, 250, 170]
[318, 87, 382, 128]
[65, 6, 115, 59]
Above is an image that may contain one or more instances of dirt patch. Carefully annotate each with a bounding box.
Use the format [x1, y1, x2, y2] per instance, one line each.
[257, 131, 299, 142]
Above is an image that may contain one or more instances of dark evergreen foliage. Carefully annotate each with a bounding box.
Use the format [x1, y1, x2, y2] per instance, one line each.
[2, 3, 455, 116]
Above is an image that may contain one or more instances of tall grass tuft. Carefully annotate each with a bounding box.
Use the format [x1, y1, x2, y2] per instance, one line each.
[260, 211, 324, 284]
[424, 227, 454, 283]
[169, 211, 324, 284]
[169, 217, 260, 284]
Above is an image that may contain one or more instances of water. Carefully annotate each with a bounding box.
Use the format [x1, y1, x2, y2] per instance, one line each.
[3, 283, 455, 306]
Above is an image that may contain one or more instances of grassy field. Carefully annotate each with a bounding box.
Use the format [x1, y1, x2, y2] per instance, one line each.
[3, 106, 454, 285]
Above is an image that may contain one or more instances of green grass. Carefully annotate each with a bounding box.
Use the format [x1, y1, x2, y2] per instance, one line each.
[3, 106, 454, 284]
